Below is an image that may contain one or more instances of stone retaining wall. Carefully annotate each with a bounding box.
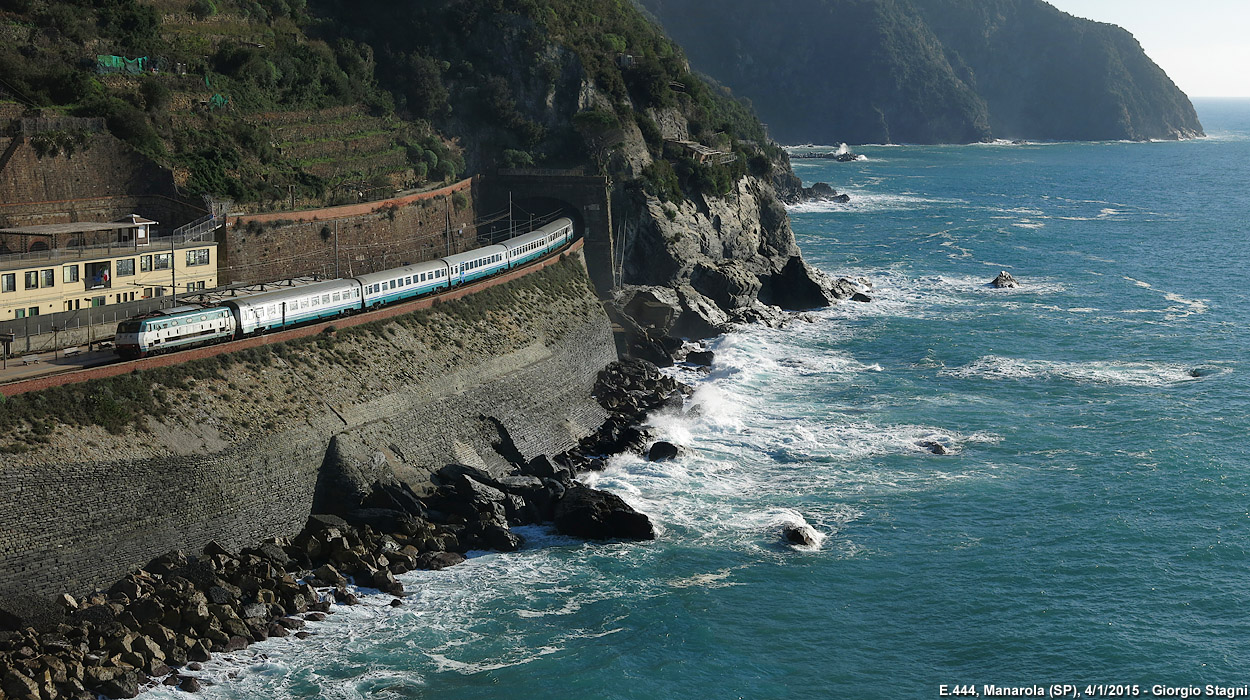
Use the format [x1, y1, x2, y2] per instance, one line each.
[0, 246, 616, 597]
[220, 179, 480, 285]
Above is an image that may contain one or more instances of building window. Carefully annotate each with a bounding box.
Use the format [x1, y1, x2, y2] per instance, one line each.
[25, 271, 38, 290]
[1, 274, 14, 293]
[14, 308, 24, 319]
[40, 269, 54, 287]
[197, 281, 206, 290]
[86, 262, 111, 289]
[117, 259, 135, 277]
[186, 283, 196, 293]
[154, 253, 172, 270]
[27, 306, 39, 316]
[186, 249, 210, 266]
[64, 265, 80, 284]
[140, 255, 152, 272]
[91, 296, 104, 307]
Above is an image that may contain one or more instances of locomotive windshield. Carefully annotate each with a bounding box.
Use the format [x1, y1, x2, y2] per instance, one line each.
[118, 321, 141, 333]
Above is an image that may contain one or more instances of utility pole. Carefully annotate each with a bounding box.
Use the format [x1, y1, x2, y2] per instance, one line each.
[170, 234, 177, 308]
[445, 198, 452, 256]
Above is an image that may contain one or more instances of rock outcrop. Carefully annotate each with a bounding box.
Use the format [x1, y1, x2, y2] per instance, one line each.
[991, 271, 1019, 288]
[782, 524, 819, 547]
[554, 487, 656, 541]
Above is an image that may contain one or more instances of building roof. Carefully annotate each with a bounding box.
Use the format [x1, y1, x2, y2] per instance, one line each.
[0, 217, 157, 237]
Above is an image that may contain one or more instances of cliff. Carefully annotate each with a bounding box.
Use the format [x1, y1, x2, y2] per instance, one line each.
[637, 0, 1204, 144]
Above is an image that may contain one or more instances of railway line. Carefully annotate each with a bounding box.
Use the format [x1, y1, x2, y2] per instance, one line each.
[0, 237, 585, 398]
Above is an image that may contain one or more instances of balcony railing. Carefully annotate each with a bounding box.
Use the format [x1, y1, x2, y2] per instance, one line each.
[0, 233, 217, 268]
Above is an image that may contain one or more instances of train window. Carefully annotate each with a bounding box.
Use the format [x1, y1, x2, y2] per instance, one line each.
[322, 294, 330, 303]
[333, 293, 341, 302]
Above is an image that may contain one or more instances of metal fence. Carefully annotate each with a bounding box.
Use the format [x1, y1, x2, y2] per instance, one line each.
[17, 117, 106, 136]
[172, 214, 223, 242]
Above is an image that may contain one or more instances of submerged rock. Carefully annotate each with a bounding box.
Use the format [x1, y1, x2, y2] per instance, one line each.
[554, 486, 655, 541]
[991, 271, 1019, 288]
[918, 441, 950, 455]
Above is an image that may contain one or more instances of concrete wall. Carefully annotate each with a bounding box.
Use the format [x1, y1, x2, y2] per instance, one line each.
[222, 179, 480, 285]
[0, 249, 615, 597]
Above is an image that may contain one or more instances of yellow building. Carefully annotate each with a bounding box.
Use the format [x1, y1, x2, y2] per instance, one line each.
[0, 218, 218, 321]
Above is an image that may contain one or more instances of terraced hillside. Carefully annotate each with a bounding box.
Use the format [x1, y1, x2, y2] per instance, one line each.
[0, 0, 463, 209]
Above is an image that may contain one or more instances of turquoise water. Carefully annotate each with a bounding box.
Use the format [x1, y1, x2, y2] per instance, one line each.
[148, 99, 1250, 699]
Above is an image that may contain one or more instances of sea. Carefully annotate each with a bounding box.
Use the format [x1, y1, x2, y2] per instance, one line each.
[146, 98, 1250, 699]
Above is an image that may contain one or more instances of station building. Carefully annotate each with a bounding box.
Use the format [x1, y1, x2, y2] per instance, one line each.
[0, 216, 218, 321]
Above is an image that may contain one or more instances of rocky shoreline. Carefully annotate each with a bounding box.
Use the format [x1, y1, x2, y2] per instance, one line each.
[0, 359, 684, 700]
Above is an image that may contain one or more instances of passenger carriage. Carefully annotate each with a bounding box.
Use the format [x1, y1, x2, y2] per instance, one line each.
[356, 259, 450, 308]
[223, 278, 362, 335]
[112, 217, 578, 359]
[502, 217, 575, 268]
[115, 306, 236, 359]
[444, 244, 509, 287]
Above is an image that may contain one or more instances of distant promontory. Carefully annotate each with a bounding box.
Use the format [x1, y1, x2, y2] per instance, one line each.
[637, 0, 1204, 144]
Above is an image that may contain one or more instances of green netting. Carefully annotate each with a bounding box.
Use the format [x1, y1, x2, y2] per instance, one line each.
[96, 55, 148, 75]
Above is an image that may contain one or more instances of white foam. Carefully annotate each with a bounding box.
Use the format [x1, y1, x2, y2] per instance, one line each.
[788, 190, 966, 214]
[1121, 277, 1209, 318]
[942, 355, 1214, 387]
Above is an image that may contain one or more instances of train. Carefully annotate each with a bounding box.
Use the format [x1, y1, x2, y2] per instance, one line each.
[114, 217, 575, 359]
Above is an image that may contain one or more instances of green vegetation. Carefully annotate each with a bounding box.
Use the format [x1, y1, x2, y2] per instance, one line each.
[0, 0, 781, 204]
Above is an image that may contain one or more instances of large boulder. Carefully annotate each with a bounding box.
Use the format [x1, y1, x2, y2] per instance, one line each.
[685, 349, 714, 366]
[414, 552, 466, 570]
[554, 487, 655, 541]
[647, 441, 680, 462]
[758, 256, 834, 310]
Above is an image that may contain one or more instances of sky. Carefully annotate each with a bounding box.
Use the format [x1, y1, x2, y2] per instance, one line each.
[1045, 0, 1250, 97]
